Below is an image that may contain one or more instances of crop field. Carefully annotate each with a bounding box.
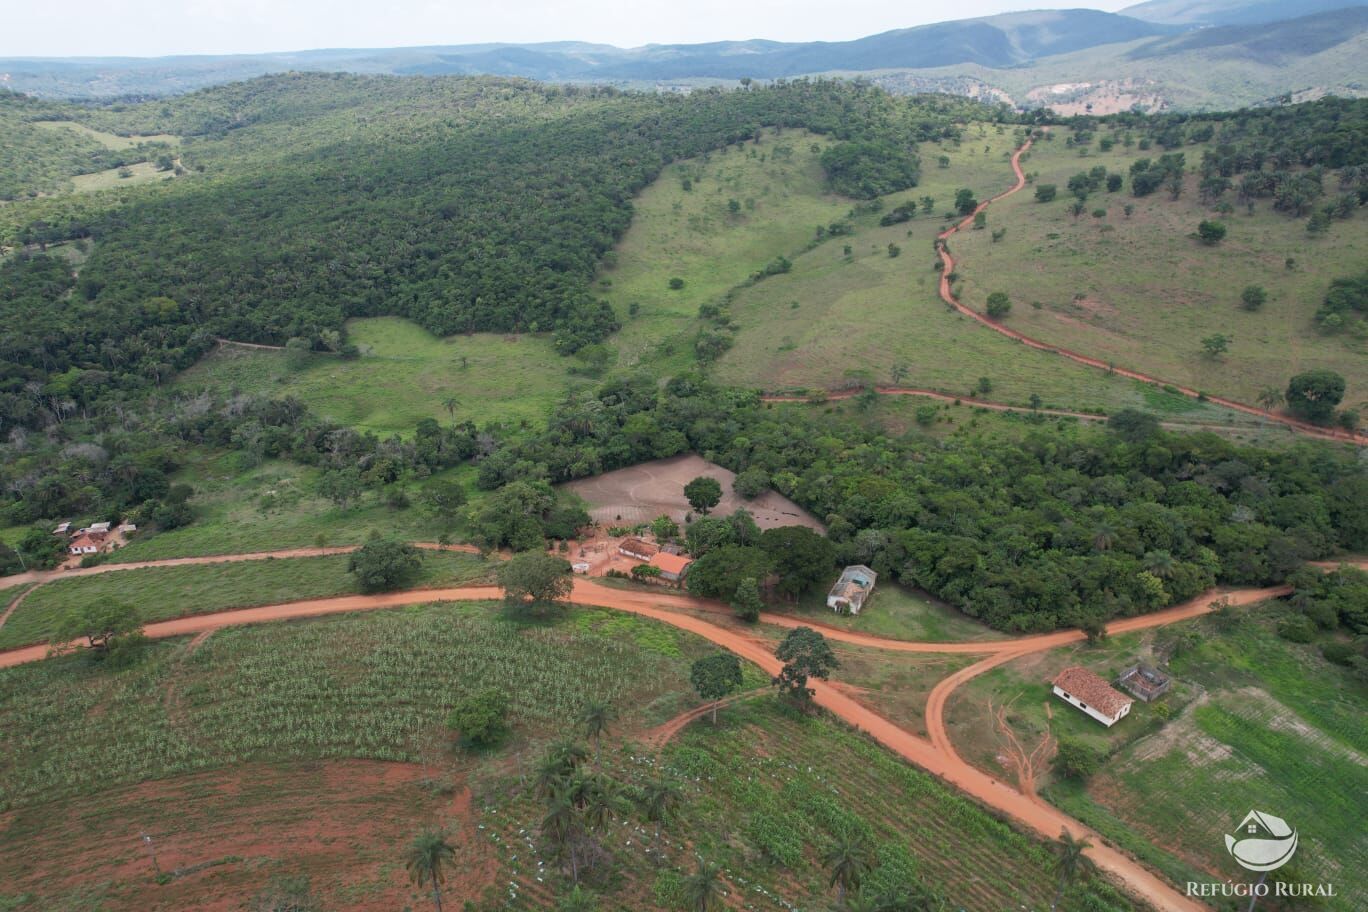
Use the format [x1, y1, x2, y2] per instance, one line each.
[177, 317, 586, 436]
[103, 450, 474, 562]
[601, 128, 855, 373]
[0, 550, 491, 650]
[708, 125, 1264, 422]
[0, 601, 713, 810]
[952, 130, 1367, 413]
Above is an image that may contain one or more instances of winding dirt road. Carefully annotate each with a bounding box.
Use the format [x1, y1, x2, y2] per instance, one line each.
[8, 557, 1361, 911]
[933, 137, 1367, 447]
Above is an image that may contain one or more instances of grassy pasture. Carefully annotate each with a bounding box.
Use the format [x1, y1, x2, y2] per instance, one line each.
[104, 450, 472, 562]
[600, 128, 855, 373]
[177, 316, 584, 436]
[952, 130, 1367, 413]
[782, 580, 1004, 643]
[0, 550, 491, 650]
[32, 121, 180, 150]
[948, 606, 1366, 908]
[707, 124, 1262, 421]
[69, 160, 176, 193]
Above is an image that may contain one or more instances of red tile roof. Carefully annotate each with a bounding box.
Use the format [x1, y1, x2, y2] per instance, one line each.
[619, 537, 658, 557]
[649, 552, 692, 576]
[1052, 666, 1132, 718]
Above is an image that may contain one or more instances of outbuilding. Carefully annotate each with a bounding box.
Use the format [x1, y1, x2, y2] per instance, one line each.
[618, 537, 658, 561]
[826, 565, 877, 614]
[649, 552, 693, 583]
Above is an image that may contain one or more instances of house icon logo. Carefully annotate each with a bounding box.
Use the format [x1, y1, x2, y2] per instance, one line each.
[1225, 810, 1298, 872]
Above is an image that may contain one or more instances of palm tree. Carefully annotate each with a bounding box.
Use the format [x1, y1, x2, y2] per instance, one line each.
[638, 778, 681, 828]
[581, 700, 615, 762]
[1051, 828, 1092, 911]
[1142, 549, 1176, 579]
[1090, 521, 1118, 552]
[556, 885, 598, 912]
[823, 832, 874, 905]
[405, 829, 456, 912]
[581, 774, 628, 833]
[682, 859, 724, 912]
[541, 788, 584, 883]
[536, 740, 588, 798]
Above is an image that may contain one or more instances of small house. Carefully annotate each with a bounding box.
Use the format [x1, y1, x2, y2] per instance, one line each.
[1052, 666, 1133, 727]
[88, 521, 112, 534]
[67, 531, 107, 556]
[1117, 664, 1171, 702]
[649, 552, 693, 583]
[53, 522, 71, 536]
[619, 537, 658, 561]
[827, 565, 877, 615]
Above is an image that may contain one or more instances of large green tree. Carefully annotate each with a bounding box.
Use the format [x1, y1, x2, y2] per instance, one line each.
[1286, 369, 1346, 424]
[773, 626, 839, 706]
[348, 537, 424, 593]
[686, 545, 771, 599]
[497, 552, 573, 613]
[690, 654, 744, 724]
[760, 526, 836, 599]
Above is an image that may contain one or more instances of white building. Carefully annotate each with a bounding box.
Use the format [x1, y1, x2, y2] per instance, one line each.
[1051, 666, 1133, 727]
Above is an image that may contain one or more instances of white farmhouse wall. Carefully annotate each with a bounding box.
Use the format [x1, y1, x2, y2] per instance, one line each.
[1052, 684, 1129, 727]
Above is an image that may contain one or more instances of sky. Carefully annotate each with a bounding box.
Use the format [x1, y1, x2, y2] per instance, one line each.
[4, 0, 1135, 58]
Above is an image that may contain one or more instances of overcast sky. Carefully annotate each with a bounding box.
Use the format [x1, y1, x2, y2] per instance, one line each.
[5, 0, 1135, 58]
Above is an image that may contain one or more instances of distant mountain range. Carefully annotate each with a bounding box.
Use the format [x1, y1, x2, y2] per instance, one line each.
[1, 0, 1363, 110]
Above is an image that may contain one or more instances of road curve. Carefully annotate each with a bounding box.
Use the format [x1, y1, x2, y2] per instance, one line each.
[2, 577, 1314, 911]
[934, 137, 1367, 448]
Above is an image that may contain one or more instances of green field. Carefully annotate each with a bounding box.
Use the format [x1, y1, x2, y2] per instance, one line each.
[784, 580, 1005, 643]
[0, 550, 491, 650]
[177, 317, 586, 436]
[31, 121, 180, 150]
[703, 124, 1268, 421]
[952, 129, 1367, 413]
[103, 450, 476, 562]
[69, 159, 178, 193]
[948, 606, 1367, 908]
[601, 128, 855, 372]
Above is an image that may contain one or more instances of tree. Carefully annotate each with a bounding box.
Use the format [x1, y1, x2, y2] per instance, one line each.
[1107, 408, 1160, 443]
[422, 478, 467, 514]
[317, 467, 363, 509]
[1090, 521, 1118, 553]
[1051, 829, 1092, 911]
[1240, 285, 1267, 311]
[773, 627, 839, 706]
[684, 476, 723, 514]
[954, 189, 978, 215]
[1257, 387, 1283, 413]
[985, 292, 1011, 319]
[1286, 369, 1345, 424]
[690, 654, 744, 723]
[348, 537, 424, 592]
[1053, 737, 1106, 779]
[52, 602, 143, 662]
[442, 396, 460, 418]
[498, 552, 573, 612]
[823, 833, 874, 905]
[1142, 549, 1177, 579]
[581, 700, 615, 761]
[1196, 220, 1227, 245]
[732, 466, 769, 500]
[730, 576, 764, 622]
[682, 859, 724, 912]
[686, 545, 771, 599]
[760, 526, 836, 599]
[1200, 333, 1230, 359]
[446, 688, 509, 747]
[669, 277, 685, 290]
[556, 885, 599, 912]
[636, 777, 682, 831]
[651, 514, 680, 541]
[405, 829, 456, 912]
[890, 362, 910, 385]
[1034, 183, 1057, 202]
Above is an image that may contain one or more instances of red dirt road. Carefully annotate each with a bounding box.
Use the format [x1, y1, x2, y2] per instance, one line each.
[934, 137, 1367, 447]
[9, 565, 1356, 912]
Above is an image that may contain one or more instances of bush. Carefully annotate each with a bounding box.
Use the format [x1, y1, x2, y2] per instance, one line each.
[1054, 737, 1107, 779]
[1277, 615, 1317, 643]
[446, 688, 510, 747]
[668, 277, 685, 290]
[1196, 220, 1227, 245]
[1034, 183, 1057, 202]
[1320, 641, 1358, 666]
[985, 292, 1011, 319]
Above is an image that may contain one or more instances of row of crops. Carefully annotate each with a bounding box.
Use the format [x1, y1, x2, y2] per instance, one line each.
[0, 601, 703, 810]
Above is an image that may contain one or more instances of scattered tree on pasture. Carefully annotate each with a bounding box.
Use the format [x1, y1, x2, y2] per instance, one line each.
[348, 536, 423, 592]
[985, 291, 1011, 319]
[497, 552, 573, 613]
[684, 476, 723, 514]
[773, 626, 839, 706]
[1285, 369, 1346, 424]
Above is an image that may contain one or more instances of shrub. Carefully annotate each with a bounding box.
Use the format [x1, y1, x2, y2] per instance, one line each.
[1054, 737, 1107, 779]
[446, 688, 510, 747]
[1277, 615, 1317, 643]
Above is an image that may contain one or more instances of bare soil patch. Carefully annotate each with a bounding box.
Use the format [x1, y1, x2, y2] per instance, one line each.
[562, 453, 824, 531]
[0, 760, 493, 911]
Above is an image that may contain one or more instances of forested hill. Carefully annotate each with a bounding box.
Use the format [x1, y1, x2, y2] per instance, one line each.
[0, 76, 989, 425]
